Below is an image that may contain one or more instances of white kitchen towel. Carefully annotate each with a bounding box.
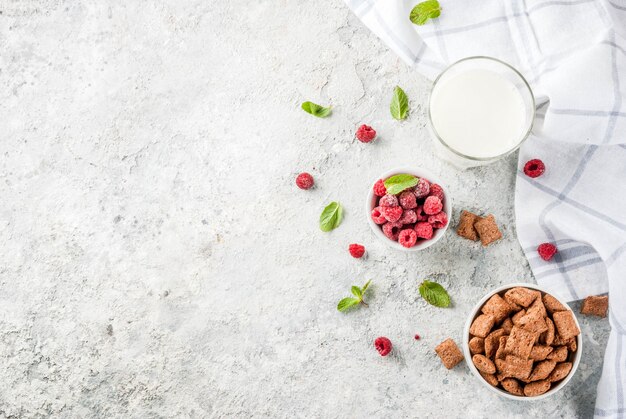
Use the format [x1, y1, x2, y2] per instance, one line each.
[344, 0, 626, 416]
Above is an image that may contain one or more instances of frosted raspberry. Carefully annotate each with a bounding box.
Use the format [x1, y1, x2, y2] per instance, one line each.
[374, 337, 392, 356]
[398, 228, 418, 248]
[373, 179, 387, 197]
[537, 243, 557, 261]
[428, 184, 445, 202]
[382, 222, 402, 241]
[423, 196, 443, 215]
[399, 190, 417, 209]
[524, 159, 545, 178]
[379, 194, 398, 207]
[356, 124, 377, 143]
[414, 178, 430, 199]
[428, 211, 448, 229]
[381, 206, 403, 222]
[415, 221, 433, 240]
[295, 172, 314, 190]
[398, 209, 417, 225]
[371, 207, 387, 224]
[349, 243, 365, 258]
[415, 205, 428, 221]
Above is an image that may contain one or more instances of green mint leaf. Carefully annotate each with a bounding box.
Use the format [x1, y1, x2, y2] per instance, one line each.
[390, 86, 409, 120]
[384, 174, 419, 195]
[361, 279, 372, 294]
[302, 101, 332, 118]
[351, 286, 363, 299]
[337, 297, 360, 312]
[409, 0, 441, 25]
[419, 280, 451, 308]
[319, 201, 343, 232]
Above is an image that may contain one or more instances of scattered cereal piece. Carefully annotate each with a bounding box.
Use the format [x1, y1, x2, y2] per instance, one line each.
[516, 305, 548, 334]
[537, 243, 558, 261]
[501, 378, 524, 396]
[348, 244, 365, 258]
[295, 172, 314, 190]
[423, 196, 443, 215]
[469, 314, 496, 338]
[373, 179, 387, 197]
[356, 124, 377, 143]
[399, 190, 417, 209]
[512, 309, 526, 325]
[495, 336, 508, 360]
[456, 210, 482, 241]
[542, 293, 567, 314]
[568, 338, 577, 352]
[552, 311, 581, 340]
[501, 318, 514, 334]
[530, 345, 554, 361]
[504, 326, 537, 359]
[484, 329, 505, 359]
[435, 338, 464, 369]
[541, 318, 555, 346]
[523, 159, 545, 178]
[548, 362, 572, 383]
[580, 295, 609, 318]
[523, 380, 551, 397]
[505, 287, 537, 308]
[374, 336, 392, 356]
[472, 354, 496, 374]
[481, 294, 513, 323]
[546, 346, 568, 362]
[474, 215, 502, 247]
[529, 360, 557, 381]
[469, 337, 485, 355]
[496, 355, 533, 380]
[480, 371, 499, 387]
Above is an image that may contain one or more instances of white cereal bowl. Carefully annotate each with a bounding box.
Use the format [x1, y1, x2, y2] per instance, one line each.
[463, 283, 582, 401]
[365, 167, 452, 252]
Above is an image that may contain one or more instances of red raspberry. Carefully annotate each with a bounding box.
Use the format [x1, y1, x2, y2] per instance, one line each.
[379, 194, 398, 207]
[537, 243, 557, 261]
[415, 205, 428, 221]
[356, 124, 377, 143]
[382, 222, 402, 241]
[414, 178, 430, 199]
[429, 183, 445, 202]
[415, 221, 433, 240]
[398, 209, 417, 225]
[524, 159, 545, 178]
[398, 228, 418, 248]
[381, 206, 403, 222]
[428, 211, 448, 229]
[399, 191, 417, 209]
[423, 196, 443, 215]
[349, 243, 365, 258]
[373, 179, 387, 197]
[295, 172, 314, 190]
[414, 334, 420, 340]
[371, 207, 387, 225]
[374, 337, 392, 356]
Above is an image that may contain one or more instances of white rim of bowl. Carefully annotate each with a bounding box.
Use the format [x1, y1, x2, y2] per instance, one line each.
[463, 282, 583, 401]
[365, 167, 452, 252]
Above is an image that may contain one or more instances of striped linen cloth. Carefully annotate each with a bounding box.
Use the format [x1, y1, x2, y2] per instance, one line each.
[343, 0, 626, 416]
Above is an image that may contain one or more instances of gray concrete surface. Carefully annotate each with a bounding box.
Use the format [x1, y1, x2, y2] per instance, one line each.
[0, 0, 610, 417]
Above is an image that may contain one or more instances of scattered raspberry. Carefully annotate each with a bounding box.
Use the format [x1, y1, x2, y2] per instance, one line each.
[428, 183, 445, 202]
[524, 159, 545, 178]
[348, 243, 365, 258]
[537, 243, 558, 261]
[371, 207, 387, 224]
[382, 222, 402, 241]
[374, 337, 392, 356]
[356, 124, 377, 143]
[423, 196, 443, 215]
[373, 179, 387, 197]
[379, 194, 398, 207]
[399, 190, 417, 209]
[398, 209, 417, 225]
[381, 206, 403, 222]
[414, 178, 430, 199]
[428, 211, 448, 229]
[414, 334, 420, 340]
[415, 221, 433, 240]
[415, 205, 428, 221]
[295, 172, 314, 190]
[398, 228, 418, 248]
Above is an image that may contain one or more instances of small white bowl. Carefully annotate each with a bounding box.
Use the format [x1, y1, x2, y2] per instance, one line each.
[365, 167, 452, 252]
[463, 283, 582, 401]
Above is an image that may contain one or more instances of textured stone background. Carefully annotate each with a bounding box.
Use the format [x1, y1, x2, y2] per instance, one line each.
[0, 0, 610, 417]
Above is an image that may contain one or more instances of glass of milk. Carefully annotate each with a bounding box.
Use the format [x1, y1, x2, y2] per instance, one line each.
[428, 56, 535, 168]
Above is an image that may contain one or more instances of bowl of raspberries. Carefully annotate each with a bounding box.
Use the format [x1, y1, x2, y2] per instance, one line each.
[367, 167, 451, 251]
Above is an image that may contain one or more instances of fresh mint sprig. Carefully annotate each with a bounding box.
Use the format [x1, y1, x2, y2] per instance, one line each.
[390, 86, 409, 120]
[384, 174, 419, 195]
[419, 280, 451, 308]
[319, 201, 343, 232]
[409, 0, 441, 26]
[337, 280, 372, 312]
[302, 101, 332, 118]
